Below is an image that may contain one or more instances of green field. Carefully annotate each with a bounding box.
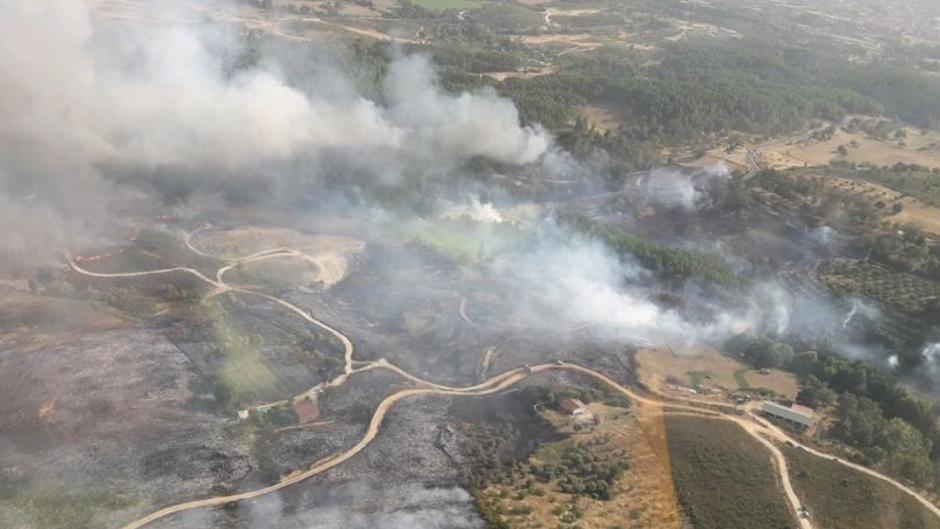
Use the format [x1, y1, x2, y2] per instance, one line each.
[784, 446, 940, 529]
[209, 300, 279, 407]
[407, 0, 488, 11]
[400, 218, 521, 266]
[687, 370, 710, 389]
[665, 415, 796, 529]
[733, 368, 751, 389]
[0, 484, 127, 529]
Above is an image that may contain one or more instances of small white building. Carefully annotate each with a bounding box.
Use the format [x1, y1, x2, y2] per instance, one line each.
[761, 401, 815, 429]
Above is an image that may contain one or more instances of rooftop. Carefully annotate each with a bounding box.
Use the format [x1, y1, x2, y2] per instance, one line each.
[559, 398, 587, 415]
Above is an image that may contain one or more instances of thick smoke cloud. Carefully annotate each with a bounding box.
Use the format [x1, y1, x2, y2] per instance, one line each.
[479, 217, 829, 349]
[1, 1, 898, 364]
[385, 54, 548, 167]
[0, 0, 550, 270]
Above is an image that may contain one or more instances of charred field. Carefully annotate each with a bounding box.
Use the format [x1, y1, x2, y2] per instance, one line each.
[3, 161, 939, 529]
[5, 0, 940, 528]
[0, 209, 642, 529]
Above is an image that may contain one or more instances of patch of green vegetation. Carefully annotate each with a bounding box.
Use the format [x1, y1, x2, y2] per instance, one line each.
[405, 0, 487, 12]
[471, 3, 543, 31]
[98, 287, 166, 318]
[402, 220, 484, 264]
[603, 395, 632, 408]
[400, 218, 521, 266]
[562, 214, 738, 287]
[687, 370, 711, 389]
[787, 349, 940, 488]
[135, 227, 225, 274]
[829, 392, 935, 485]
[532, 434, 628, 500]
[725, 334, 795, 370]
[160, 284, 200, 304]
[665, 415, 796, 529]
[784, 445, 940, 529]
[250, 403, 296, 427]
[208, 300, 279, 407]
[733, 368, 751, 389]
[473, 491, 510, 529]
[428, 43, 524, 74]
[0, 484, 128, 529]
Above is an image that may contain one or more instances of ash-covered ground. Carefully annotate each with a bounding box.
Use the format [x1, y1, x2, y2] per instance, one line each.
[0, 213, 636, 529]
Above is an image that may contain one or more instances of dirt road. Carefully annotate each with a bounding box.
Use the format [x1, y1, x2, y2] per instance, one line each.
[68, 228, 937, 529]
[119, 375, 530, 529]
[117, 361, 816, 529]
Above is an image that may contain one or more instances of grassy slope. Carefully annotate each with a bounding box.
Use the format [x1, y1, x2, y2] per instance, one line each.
[665, 415, 795, 529]
[784, 445, 940, 529]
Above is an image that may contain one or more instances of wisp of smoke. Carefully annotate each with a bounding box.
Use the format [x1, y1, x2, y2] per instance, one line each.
[922, 343, 940, 373]
[637, 164, 730, 212]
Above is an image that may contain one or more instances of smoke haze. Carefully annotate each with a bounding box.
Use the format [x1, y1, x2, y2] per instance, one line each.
[0, 0, 550, 269]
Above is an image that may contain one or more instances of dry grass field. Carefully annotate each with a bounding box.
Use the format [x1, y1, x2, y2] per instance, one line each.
[485, 65, 557, 81]
[779, 129, 940, 169]
[636, 347, 799, 400]
[686, 124, 940, 173]
[796, 172, 940, 235]
[477, 402, 681, 529]
[194, 227, 365, 288]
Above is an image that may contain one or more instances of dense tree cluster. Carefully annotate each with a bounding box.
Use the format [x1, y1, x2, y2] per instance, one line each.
[725, 334, 794, 369]
[562, 214, 737, 286]
[832, 393, 935, 484]
[531, 436, 628, 501]
[729, 337, 940, 485]
[752, 169, 822, 199]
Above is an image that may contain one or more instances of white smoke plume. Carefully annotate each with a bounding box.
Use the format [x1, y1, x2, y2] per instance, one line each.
[0, 0, 551, 270]
[485, 220, 814, 348]
[842, 297, 880, 328]
[385, 54, 549, 167]
[922, 343, 940, 374]
[637, 163, 730, 212]
[441, 197, 507, 224]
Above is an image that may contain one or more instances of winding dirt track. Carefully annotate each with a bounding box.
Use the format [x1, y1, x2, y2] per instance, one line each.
[67, 229, 940, 529]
